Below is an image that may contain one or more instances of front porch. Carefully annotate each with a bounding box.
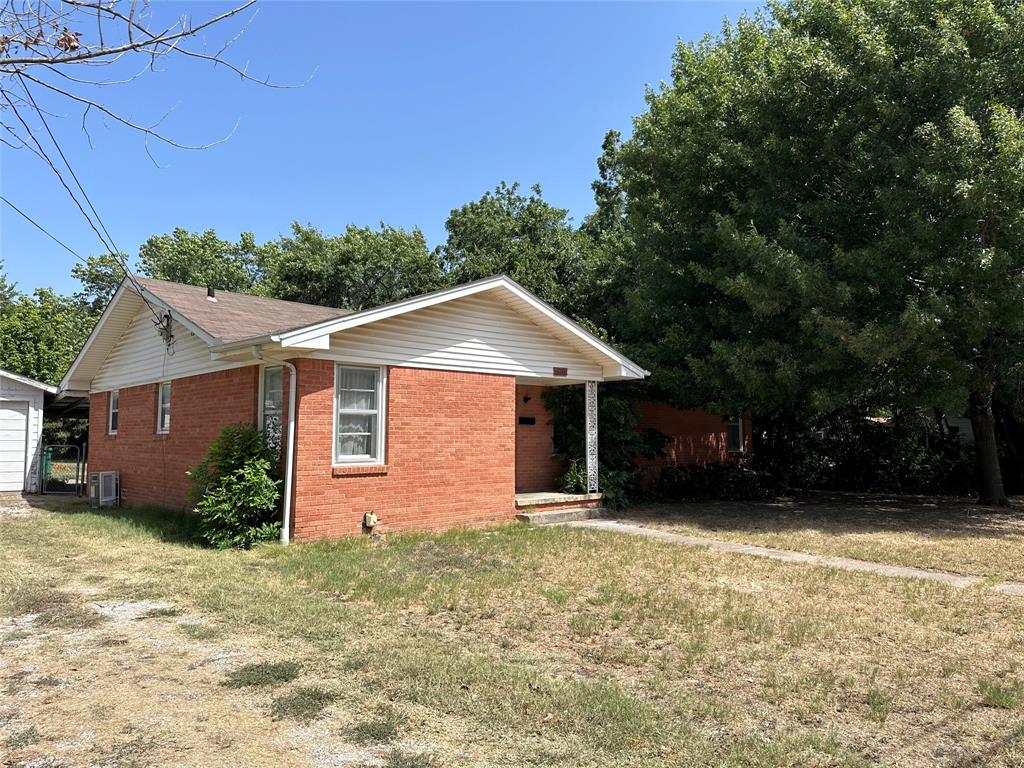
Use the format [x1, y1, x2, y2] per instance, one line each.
[514, 491, 605, 525]
[514, 379, 600, 495]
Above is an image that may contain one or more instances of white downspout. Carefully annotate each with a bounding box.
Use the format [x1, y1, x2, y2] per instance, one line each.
[251, 345, 297, 545]
[280, 360, 297, 545]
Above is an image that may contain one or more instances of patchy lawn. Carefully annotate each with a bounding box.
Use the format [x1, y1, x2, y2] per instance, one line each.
[2, 500, 1024, 767]
[624, 493, 1024, 583]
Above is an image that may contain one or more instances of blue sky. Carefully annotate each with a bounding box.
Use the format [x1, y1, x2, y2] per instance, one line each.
[1, 1, 757, 296]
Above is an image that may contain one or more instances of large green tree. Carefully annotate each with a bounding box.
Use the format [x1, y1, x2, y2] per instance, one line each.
[578, 131, 637, 334]
[0, 288, 96, 386]
[442, 182, 597, 319]
[266, 222, 441, 311]
[139, 229, 270, 294]
[72, 230, 271, 308]
[71, 253, 131, 311]
[619, 0, 1024, 504]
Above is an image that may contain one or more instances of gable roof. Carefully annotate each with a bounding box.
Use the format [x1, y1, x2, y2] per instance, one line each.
[258, 275, 649, 379]
[133, 277, 350, 344]
[61, 274, 647, 393]
[60, 278, 353, 393]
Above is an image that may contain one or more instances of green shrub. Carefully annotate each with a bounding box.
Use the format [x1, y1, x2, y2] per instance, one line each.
[559, 458, 632, 509]
[189, 423, 276, 504]
[754, 409, 978, 496]
[649, 462, 782, 501]
[544, 384, 666, 509]
[196, 458, 281, 549]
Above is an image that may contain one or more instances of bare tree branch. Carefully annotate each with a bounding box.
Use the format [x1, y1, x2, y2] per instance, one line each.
[0, 1, 256, 67]
[0, 0, 307, 312]
[16, 68, 238, 149]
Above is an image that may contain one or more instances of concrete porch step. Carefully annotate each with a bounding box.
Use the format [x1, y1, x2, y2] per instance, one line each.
[514, 492, 603, 509]
[516, 507, 606, 526]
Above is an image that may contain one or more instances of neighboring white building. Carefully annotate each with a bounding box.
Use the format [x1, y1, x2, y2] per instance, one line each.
[946, 416, 975, 444]
[0, 369, 55, 492]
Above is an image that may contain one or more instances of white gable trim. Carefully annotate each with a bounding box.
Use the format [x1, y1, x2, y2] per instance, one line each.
[60, 279, 220, 395]
[60, 282, 133, 394]
[263, 276, 648, 380]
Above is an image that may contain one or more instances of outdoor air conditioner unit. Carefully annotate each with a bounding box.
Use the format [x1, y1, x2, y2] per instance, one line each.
[88, 471, 119, 507]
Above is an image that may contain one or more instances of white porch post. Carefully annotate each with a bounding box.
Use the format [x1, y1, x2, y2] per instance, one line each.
[585, 380, 599, 493]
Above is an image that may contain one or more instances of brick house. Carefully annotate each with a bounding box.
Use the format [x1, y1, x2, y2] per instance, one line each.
[60, 276, 748, 541]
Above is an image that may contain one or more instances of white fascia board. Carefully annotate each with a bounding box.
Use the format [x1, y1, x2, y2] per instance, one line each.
[499, 280, 649, 379]
[278, 334, 332, 350]
[55, 388, 89, 399]
[60, 281, 133, 393]
[270, 275, 649, 380]
[601, 362, 645, 380]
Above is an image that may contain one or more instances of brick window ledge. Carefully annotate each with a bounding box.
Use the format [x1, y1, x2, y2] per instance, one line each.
[332, 464, 389, 477]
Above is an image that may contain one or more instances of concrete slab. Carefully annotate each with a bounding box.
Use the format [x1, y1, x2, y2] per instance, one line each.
[516, 507, 605, 525]
[566, 518, 1024, 594]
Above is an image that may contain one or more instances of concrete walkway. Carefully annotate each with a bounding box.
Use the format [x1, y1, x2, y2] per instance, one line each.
[566, 518, 1024, 596]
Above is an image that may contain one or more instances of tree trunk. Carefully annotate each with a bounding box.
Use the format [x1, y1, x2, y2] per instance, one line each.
[969, 387, 1010, 506]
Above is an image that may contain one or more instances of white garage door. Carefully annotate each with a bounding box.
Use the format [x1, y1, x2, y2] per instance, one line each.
[0, 401, 29, 491]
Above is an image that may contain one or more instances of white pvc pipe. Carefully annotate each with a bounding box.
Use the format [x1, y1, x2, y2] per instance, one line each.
[251, 345, 297, 545]
[280, 360, 297, 545]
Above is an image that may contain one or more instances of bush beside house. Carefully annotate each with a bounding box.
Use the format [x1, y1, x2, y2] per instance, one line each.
[191, 424, 281, 549]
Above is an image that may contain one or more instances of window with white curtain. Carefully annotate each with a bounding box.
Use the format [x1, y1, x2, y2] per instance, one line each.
[157, 382, 171, 434]
[726, 416, 743, 453]
[334, 365, 384, 463]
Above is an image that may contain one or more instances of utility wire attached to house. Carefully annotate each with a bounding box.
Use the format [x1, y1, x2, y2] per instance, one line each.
[2, 77, 165, 329]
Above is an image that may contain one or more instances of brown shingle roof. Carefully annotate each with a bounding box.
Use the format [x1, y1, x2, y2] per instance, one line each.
[134, 277, 350, 344]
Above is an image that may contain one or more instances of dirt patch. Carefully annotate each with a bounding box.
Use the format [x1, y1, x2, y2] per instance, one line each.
[0, 585, 451, 768]
[1, 596, 301, 767]
[0, 494, 40, 519]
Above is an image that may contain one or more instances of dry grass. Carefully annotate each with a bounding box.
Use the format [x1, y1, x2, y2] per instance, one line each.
[626, 493, 1024, 582]
[1, 500, 1024, 766]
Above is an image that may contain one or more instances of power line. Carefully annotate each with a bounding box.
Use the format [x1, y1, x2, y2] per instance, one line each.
[0, 193, 84, 260]
[1, 88, 117, 254]
[16, 77, 159, 320]
[19, 76, 123, 261]
[1, 84, 163, 323]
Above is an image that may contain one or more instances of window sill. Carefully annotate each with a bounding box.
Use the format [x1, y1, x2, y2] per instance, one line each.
[332, 464, 388, 477]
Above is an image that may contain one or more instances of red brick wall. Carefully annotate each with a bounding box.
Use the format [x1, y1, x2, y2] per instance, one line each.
[88, 366, 259, 509]
[290, 360, 516, 541]
[514, 385, 564, 493]
[635, 402, 753, 467]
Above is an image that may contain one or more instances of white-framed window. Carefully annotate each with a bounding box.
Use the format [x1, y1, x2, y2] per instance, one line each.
[261, 365, 284, 456]
[334, 364, 385, 464]
[157, 381, 171, 434]
[108, 390, 119, 435]
[726, 416, 743, 453]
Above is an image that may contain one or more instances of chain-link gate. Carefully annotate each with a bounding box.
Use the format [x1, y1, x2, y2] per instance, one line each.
[40, 444, 85, 495]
